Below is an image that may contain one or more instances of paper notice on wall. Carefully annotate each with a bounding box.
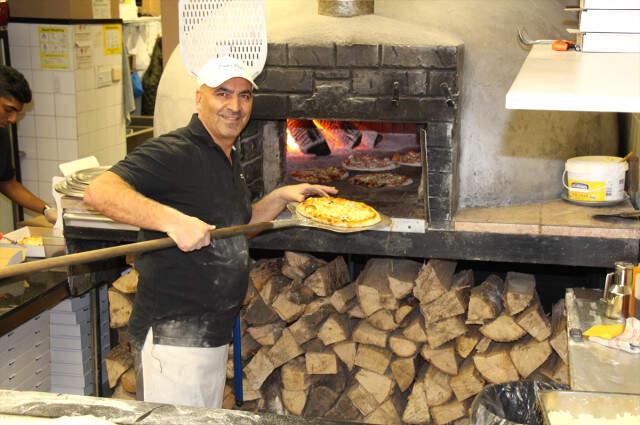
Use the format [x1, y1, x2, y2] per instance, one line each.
[75, 40, 93, 69]
[38, 26, 71, 70]
[92, 0, 112, 19]
[103, 24, 122, 55]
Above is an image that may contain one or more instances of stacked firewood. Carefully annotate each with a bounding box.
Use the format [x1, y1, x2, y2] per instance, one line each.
[227, 253, 568, 424]
[104, 266, 139, 400]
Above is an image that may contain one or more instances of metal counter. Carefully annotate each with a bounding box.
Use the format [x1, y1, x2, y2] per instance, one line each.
[566, 288, 640, 394]
[0, 389, 352, 425]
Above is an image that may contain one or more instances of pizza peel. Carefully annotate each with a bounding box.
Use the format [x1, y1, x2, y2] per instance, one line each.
[0, 204, 390, 281]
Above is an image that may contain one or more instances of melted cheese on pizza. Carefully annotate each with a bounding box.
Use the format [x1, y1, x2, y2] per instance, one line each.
[296, 197, 381, 228]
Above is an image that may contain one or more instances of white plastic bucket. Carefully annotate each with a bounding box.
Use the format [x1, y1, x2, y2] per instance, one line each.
[563, 156, 628, 202]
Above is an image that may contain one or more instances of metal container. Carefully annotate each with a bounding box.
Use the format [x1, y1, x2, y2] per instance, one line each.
[538, 390, 640, 425]
[603, 261, 634, 319]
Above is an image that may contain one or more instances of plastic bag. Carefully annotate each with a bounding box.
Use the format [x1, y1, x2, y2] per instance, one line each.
[470, 380, 567, 425]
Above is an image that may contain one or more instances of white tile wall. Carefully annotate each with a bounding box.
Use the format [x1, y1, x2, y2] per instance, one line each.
[8, 22, 126, 190]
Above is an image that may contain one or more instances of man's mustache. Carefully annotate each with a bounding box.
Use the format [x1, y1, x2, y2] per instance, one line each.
[219, 110, 244, 119]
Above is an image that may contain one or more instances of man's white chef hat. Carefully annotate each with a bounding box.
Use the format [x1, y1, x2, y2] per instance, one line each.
[196, 55, 258, 89]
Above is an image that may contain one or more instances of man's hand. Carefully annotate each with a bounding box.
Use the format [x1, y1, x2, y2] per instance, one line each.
[276, 183, 338, 203]
[166, 215, 216, 252]
[44, 206, 58, 224]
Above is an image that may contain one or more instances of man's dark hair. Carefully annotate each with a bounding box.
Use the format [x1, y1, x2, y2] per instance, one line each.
[0, 65, 32, 104]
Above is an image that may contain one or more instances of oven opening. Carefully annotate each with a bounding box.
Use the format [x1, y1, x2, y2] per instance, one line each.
[284, 119, 425, 219]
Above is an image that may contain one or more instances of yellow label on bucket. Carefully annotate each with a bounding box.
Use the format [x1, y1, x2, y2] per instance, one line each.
[568, 179, 606, 202]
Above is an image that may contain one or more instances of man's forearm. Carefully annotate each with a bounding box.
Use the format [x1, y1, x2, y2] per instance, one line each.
[250, 188, 287, 224]
[0, 179, 47, 214]
[84, 171, 184, 233]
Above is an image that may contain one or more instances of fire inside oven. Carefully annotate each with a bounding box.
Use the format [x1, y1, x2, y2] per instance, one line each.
[284, 119, 426, 219]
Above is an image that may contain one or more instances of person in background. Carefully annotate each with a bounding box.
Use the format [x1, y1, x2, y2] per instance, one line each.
[0, 65, 57, 224]
[84, 56, 337, 408]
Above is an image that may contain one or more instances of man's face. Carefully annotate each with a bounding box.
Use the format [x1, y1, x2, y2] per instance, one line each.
[196, 77, 253, 147]
[0, 96, 24, 128]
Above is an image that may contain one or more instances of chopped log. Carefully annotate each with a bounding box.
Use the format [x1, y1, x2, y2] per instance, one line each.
[249, 258, 282, 292]
[352, 320, 388, 348]
[473, 344, 519, 384]
[318, 313, 351, 346]
[421, 342, 458, 375]
[303, 256, 350, 297]
[452, 269, 474, 289]
[348, 301, 367, 319]
[112, 269, 138, 294]
[402, 311, 428, 343]
[330, 256, 351, 288]
[355, 369, 395, 404]
[467, 274, 504, 324]
[332, 341, 356, 371]
[282, 251, 324, 280]
[272, 282, 315, 323]
[302, 338, 326, 353]
[347, 382, 379, 416]
[247, 322, 285, 346]
[243, 280, 258, 306]
[450, 358, 485, 402]
[421, 289, 468, 325]
[430, 399, 467, 425]
[281, 357, 309, 391]
[364, 398, 402, 425]
[121, 367, 136, 394]
[357, 259, 400, 314]
[538, 353, 569, 385]
[549, 300, 568, 363]
[241, 332, 261, 361]
[389, 333, 418, 358]
[413, 259, 457, 304]
[326, 389, 362, 422]
[453, 418, 471, 425]
[288, 304, 333, 345]
[304, 298, 331, 315]
[354, 344, 391, 375]
[244, 347, 276, 390]
[108, 288, 133, 328]
[479, 314, 526, 342]
[309, 361, 348, 394]
[303, 386, 339, 418]
[306, 351, 338, 374]
[262, 372, 285, 415]
[222, 384, 235, 409]
[357, 284, 384, 317]
[112, 382, 136, 400]
[509, 337, 552, 378]
[516, 300, 552, 342]
[475, 337, 492, 354]
[427, 316, 467, 348]
[259, 274, 291, 305]
[267, 329, 304, 369]
[282, 389, 307, 416]
[456, 326, 481, 359]
[390, 356, 416, 392]
[423, 365, 453, 407]
[330, 282, 357, 313]
[105, 343, 133, 389]
[244, 293, 279, 327]
[387, 259, 421, 300]
[402, 381, 431, 424]
[394, 303, 415, 326]
[367, 309, 398, 331]
[241, 379, 262, 402]
[503, 272, 536, 315]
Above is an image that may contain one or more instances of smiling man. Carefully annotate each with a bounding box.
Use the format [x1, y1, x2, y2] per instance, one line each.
[0, 65, 57, 223]
[84, 56, 336, 408]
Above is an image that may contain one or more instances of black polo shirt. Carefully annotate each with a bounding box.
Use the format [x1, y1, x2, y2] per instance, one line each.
[1, 130, 15, 181]
[110, 114, 252, 348]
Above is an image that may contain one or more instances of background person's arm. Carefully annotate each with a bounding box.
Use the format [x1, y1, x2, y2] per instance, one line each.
[0, 178, 47, 214]
[250, 183, 337, 224]
[84, 171, 214, 251]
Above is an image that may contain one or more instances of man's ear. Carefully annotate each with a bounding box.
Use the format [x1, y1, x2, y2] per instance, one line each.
[195, 88, 202, 112]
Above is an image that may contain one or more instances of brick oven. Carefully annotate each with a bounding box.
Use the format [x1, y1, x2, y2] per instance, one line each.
[236, 41, 461, 229]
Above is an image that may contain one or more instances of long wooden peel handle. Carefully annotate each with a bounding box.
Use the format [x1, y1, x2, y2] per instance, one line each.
[0, 220, 297, 281]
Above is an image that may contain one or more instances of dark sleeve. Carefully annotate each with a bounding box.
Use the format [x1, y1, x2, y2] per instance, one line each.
[109, 137, 188, 199]
[0, 133, 15, 182]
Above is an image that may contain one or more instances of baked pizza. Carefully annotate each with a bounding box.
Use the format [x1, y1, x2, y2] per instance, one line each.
[342, 154, 398, 171]
[290, 166, 349, 184]
[392, 150, 421, 167]
[349, 173, 413, 188]
[296, 196, 381, 228]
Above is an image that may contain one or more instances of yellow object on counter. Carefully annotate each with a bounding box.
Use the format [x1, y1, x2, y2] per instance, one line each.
[583, 324, 625, 340]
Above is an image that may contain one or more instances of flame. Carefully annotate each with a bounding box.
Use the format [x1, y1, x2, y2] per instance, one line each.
[313, 119, 348, 151]
[286, 129, 302, 154]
